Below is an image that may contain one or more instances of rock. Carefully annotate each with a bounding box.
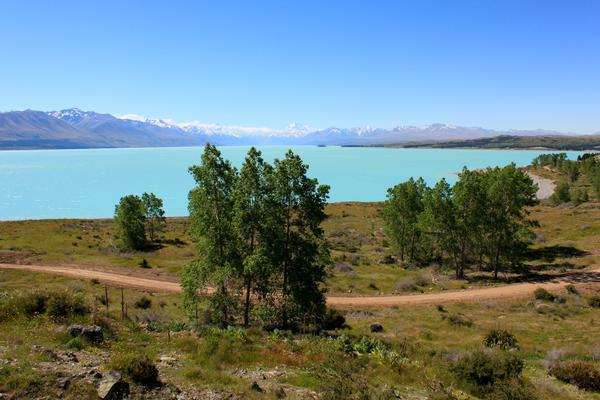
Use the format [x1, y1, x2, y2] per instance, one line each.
[370, 323, 384, 333]
[97, 371, 129, 400]
[275, 386, 286, 398]
[57, 376, 71, 390]
[535, 303, 553, 313]
[68, 324, 104, 343]
[250, 381, 263, 392]
[87, 368, 103, 379]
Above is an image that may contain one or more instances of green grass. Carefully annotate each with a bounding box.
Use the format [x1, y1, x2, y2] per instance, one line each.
[1, 202, 600, 398]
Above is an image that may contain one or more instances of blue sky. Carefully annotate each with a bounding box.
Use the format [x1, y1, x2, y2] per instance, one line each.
[1, 0, 599, 133]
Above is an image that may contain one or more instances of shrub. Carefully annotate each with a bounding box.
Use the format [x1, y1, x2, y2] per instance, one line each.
[486, 378, 535, 400]
[443, 313, 473, 327]
[45, 291, 88, 318]
[548, 360, 600, 391]
[483, 329, 519, 350]
[168, 321, 187, 332]
[565, 284, 579, 295]
[451, 349, 524, 390]
[138, 259, 151, 269]
[134, 296, 152, 309]
[550, 182, 571, 205]
[589, 296, 600, 308]
[395, 279, 418, 292]
[534, 287, 555, 302]
[321, 309, 346, 330]
[0, 289, 88, 320]
[109, 353, 159, 386]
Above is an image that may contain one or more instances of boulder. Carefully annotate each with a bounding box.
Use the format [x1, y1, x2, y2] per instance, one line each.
[97, 371, 129, 400]
[275, 386, 286, 398]
[369, 323, 384, 333]
[67, 324, 103, 343]
[250, 381, 263, 392]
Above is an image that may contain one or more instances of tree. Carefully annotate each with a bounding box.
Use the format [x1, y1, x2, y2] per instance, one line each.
[382, 178, 426, 262]
[114, 195, 147, 250]
[483, 165, 538, 279]
[451, 169, 488, 277]
[141, 192, 166, 242]
[181, 144, 239, 327]
[232, 147, 272, 327]
[550, 182, 571, 205]
[268, 150, 330, 329]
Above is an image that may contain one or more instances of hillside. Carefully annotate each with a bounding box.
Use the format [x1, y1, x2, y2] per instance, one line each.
[394, 134, 600, 151]
[1, 202, 600, 399]
[0, 108, 578, 149]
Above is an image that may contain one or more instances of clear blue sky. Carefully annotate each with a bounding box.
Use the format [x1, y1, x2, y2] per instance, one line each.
[1, 0, 599, 133]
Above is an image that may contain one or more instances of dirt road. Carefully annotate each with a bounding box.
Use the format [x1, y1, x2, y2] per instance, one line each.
[1, 263, 599, 308]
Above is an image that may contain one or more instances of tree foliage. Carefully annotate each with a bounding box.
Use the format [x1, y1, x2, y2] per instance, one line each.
[141, 192, 166, 242]
[181, 145, 330, 330]
[114, 194, 147, 250]
[383, 164, 538, 279]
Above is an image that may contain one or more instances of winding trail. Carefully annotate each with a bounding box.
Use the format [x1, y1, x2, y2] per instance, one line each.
[1, 263, 599, 308]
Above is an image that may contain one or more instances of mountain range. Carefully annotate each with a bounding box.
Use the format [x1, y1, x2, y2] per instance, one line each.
[0, 108, 579, 150]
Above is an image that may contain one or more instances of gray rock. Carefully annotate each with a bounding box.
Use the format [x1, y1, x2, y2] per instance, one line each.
[57, 376, 71, 390]
[67, 324, 103, 343]
[250, 381, 263, 392]
[97, 371, 129, 400]
[370, 323, 384, 333]
[275, 386, 286, 398]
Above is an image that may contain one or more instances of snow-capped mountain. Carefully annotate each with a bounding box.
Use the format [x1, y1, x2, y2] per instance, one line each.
[0, 107, 574, 150]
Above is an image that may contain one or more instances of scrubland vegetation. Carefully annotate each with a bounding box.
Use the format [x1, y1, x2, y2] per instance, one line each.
[0, 149, 600, 399]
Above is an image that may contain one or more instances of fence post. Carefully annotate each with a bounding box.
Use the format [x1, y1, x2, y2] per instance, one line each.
[121, 287, 125, 320]
[104, 285, 109, 312]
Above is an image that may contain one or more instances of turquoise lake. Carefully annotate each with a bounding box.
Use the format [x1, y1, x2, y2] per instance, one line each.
[0, 146, 580, 220]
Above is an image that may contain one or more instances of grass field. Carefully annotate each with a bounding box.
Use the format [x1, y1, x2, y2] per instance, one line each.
[1, 199, 600, 399]
[1, 199, 599, 295]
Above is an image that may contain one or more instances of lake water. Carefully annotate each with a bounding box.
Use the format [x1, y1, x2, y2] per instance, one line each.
[0, 146, 581, 220]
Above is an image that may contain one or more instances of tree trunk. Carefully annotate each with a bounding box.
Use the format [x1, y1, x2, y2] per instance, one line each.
[243, 277, 251, 327]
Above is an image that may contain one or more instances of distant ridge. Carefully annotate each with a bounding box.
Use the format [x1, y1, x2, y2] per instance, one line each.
[0, 108, 580, 150]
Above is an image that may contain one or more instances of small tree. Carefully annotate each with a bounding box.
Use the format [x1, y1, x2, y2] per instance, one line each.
[114, 195, 147, 250]
[141, 192, 166, 242]
[550, 181, 571, 205]
[181, 144, 239, 327]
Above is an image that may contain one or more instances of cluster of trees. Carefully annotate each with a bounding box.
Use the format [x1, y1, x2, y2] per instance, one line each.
[383, 164, 538, 279]
[114, 192, 166, 250]
[532, 153, 599, 206]
[181, 144, 330, 330]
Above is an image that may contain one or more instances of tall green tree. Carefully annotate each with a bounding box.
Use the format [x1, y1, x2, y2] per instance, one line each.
[382, 178, 426, 262]
[181, 144, 239, 327]
[141, 192, 166, 242]
[232, 147, 272, 327]
[483, 165, 538, 279]
[114, 195, 147, 250]
[452, 169, 488, 277]
[268, 150, 330, 329]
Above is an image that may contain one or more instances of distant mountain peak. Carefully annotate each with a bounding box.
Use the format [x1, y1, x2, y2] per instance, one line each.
[0, 107, 578, 150]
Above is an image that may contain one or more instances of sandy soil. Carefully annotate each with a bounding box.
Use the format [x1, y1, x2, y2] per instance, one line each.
[527, 171, 556, 200]
[1, 262, 598, 308]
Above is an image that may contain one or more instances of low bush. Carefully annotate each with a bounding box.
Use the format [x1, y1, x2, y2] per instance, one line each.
[534, 288, 555, 302]
[134, 296, 152, 309]
[565, 284, 579, 295]
[588, 296, 600, 308]
[548, 360, 600, 391]
[0, 289, 88, 321]
[443, 313, 473, 327]
[483, 329, 519, 350]
[109, 353, 159, 386]
[451, 349, 524, 394]
[486, 378, 535, 400]
[321, 309, 346, 330]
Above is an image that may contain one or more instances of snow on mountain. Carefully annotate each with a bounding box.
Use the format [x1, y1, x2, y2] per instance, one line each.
[0, 107, 576, 149]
